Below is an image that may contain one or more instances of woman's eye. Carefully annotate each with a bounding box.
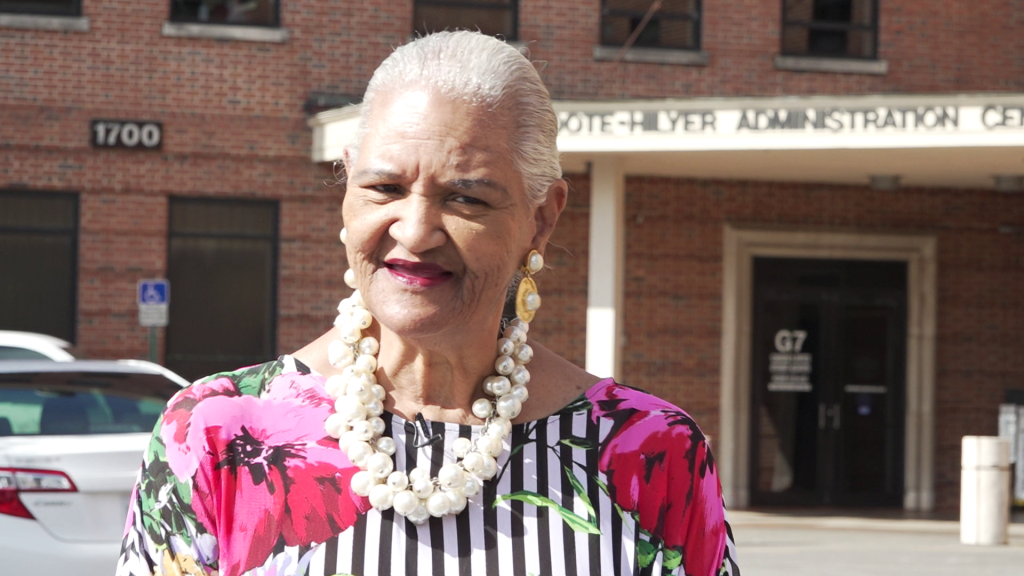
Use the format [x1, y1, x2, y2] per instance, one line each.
[369, 184, 402, 195]
[452, 194, 487, 206]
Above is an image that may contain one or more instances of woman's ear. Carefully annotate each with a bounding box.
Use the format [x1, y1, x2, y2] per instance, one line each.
[531, 179, 569, 251]
[340, 148, 353, 181]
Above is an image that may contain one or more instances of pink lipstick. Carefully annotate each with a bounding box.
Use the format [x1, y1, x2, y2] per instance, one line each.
[384, 259, 453, 287]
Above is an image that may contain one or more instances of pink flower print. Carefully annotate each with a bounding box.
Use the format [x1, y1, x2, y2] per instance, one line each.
[588, 382, 726, 576]
[161, 376, 240, 481]
[182, 375, 367, 576]
[262, 371, 335, 411]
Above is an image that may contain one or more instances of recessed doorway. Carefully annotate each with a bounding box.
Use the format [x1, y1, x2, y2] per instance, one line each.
[750, 257, 907, 507]
[719, 227, 936, 511]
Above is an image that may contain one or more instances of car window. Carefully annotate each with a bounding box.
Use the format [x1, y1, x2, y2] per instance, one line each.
[0, 386, 166, 436]
[0, 346, 53, 361]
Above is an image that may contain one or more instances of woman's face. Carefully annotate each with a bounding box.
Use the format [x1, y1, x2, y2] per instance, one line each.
[341, 89, 555, 340]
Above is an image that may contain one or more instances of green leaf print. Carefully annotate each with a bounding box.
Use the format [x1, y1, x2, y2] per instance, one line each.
[559, 436, 595, 451]
[232, 360, 283, 397]
[593, 476, 632, 530]
[508, 443, 526, 458]
[637, 538, 657, 569]
[494, 491, 601, 535]
[138, 434, 197, 547]
[662, 547, 682, 570]
[145, 436, 192, 507]
[562, 466, 597, 521]
[561, 394, 593, 414]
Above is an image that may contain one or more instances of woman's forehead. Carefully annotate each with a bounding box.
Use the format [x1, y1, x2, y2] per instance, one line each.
[365, 90, 510, 141]
[357, 89, 516, 170]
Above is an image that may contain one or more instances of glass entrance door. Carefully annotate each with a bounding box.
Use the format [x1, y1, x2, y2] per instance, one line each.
[750, 258, 907, 507]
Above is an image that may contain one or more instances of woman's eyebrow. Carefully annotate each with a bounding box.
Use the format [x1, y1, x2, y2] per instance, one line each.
[447, 178, 509, 197]
[351, 167, 404, 181]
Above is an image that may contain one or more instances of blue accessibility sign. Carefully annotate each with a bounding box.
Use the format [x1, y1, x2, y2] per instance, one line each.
[138, 279, 169, 306]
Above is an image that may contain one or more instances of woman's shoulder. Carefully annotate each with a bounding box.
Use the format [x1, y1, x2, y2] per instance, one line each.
[155, 356, 335, 475]
[176, 355, 314, 399]
[581, 380, 716, 483]
[582, 380, 728, 576]
[585, 379, 707, 438]
[160, 356, 327, 435]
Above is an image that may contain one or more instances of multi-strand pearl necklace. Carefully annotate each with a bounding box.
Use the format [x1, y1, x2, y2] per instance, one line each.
[323, 258, 541, 523]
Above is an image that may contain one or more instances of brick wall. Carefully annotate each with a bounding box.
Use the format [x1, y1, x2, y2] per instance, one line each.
[521, 1, 1024, 99]
[2, 1, 1023, 511]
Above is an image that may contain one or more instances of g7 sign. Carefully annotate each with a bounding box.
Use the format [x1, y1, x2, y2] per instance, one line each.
[774, 329, 808, 353]
[91, 120, 162, 150]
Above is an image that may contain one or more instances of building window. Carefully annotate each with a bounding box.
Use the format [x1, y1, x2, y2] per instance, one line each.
[169, 0, 279, 27]
[781, 0, 878, 59]
[601, 0, 701, 51]
[166, 198, 278, 381]
[414, 0, 517, 41]
[0, 0, 80, 16]
[0, 191, 78, 343]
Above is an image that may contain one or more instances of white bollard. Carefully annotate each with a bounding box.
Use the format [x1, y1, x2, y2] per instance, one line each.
[960, 436, 1011, 545]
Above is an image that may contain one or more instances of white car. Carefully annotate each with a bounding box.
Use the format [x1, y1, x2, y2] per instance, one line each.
[0, 331, 77, 361]
[0, 360, 188, 576]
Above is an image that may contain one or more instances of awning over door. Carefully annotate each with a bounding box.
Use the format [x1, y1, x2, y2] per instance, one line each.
[309, 93, 1024, 190]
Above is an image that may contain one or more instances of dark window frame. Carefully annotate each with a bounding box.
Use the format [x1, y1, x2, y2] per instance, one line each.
[0, 0, 81, 17]
[780, 0, 879, 60]
[601, 0, 703, 51]
[0, 190, 79, 344]
[413, 0, 519, 42]
[165, 197, 279, 381]
[168, 0, 281, 28]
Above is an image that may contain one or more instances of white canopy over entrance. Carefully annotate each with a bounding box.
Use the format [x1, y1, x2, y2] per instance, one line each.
[311, 93, 1024, 189]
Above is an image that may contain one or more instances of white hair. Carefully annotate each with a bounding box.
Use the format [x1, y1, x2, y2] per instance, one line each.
[349, 31, 562, 205]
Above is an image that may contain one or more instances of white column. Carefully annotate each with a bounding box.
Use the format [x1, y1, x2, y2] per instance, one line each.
[585, 157, 625, 380]
[960, 436, 1012, 545]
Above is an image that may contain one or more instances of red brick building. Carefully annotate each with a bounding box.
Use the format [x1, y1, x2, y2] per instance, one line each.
[2, 1, 1023, 513]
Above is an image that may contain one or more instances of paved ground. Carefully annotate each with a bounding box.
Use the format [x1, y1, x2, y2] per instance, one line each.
[729, 510, 1024, 576]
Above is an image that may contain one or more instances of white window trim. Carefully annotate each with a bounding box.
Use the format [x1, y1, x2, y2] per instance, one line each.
[593, 45, 709, 66]
[161, 21, 289, 43]
[775, 55, 889, 75]
[0, 13, 89, 32]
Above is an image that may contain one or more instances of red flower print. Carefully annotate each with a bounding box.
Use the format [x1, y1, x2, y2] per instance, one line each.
[173, 373, 367, 576]
[588, 382, 726, 576]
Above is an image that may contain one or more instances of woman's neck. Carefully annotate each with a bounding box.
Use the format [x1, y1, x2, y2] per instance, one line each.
[371, 319, 503, 425]
[294, 323, 603, 427]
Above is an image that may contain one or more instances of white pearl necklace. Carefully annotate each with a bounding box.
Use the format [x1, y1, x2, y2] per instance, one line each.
[322, 273, 536, 523]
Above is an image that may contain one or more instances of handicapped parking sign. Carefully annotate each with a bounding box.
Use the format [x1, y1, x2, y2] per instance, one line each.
[138, 279, 169, 327]
[138, 280, 168, 305]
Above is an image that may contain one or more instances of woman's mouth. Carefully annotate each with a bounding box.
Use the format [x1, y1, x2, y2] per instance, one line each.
[383, 259, 454, 287]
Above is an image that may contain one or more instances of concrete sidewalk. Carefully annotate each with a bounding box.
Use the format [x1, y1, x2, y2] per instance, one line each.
[729, 510, 1024, 576]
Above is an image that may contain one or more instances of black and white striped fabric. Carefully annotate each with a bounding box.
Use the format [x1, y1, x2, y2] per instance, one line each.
[307, 395, 739, 575]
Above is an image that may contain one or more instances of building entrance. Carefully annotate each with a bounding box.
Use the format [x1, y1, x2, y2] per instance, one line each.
[750, 257, 907, 507]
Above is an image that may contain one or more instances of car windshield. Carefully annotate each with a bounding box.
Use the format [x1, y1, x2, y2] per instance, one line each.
[0, 372, 177, 436]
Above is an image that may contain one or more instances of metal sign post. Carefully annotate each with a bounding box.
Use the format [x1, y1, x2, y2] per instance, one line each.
[137, 279, 169, 363]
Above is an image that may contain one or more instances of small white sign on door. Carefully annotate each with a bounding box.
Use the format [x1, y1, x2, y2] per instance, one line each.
[768, 329, 812, 392]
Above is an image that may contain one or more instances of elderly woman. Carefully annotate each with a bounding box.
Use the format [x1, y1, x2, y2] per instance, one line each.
[117, 31, 738, 576]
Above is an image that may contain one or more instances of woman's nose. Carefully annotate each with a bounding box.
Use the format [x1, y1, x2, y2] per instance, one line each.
[388, 196, 446, 254]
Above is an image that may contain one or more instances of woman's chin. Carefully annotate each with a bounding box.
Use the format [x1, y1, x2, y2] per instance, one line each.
[368, 300, 467, 340]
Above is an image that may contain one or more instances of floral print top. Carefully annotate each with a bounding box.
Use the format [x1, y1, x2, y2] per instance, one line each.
[117, 356, 739, 576]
